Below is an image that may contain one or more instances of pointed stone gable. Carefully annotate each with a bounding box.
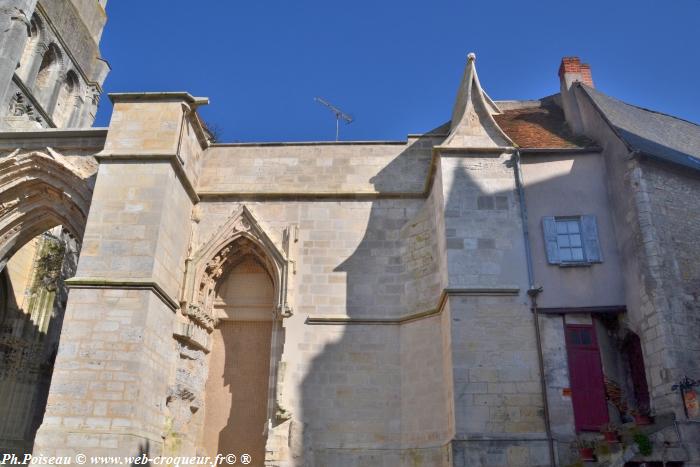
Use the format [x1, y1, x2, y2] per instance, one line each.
[443, 53, 513, 148]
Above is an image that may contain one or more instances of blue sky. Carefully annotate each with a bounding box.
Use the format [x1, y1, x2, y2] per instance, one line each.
[95, 0, 700, 142]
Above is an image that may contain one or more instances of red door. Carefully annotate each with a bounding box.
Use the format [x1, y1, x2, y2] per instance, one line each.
[566, 324, 609, 431]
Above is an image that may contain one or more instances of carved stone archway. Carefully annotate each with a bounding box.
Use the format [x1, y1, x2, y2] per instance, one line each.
[173, 206, 294, 463]
[183, 206, 292, 322]
[0, 148, 94, 453]
[0, 149, 93, 269]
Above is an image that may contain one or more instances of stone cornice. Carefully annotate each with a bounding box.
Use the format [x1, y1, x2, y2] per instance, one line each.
[196, 191, 425, 201]
[434, 145, 516, 154]
[210, 140, 406, 147]
[0, 127, 107, 140]
[108, 92, 208, 106]
[305, 287, 520, 325]
[519, 147, 602, 154]
[65, 277, 180, 311]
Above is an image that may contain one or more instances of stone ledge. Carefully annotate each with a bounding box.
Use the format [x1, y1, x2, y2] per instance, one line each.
[108, 92, 208, 106]
[197, 191, 426, 201]
[35, 425, 164, 446]
[210, 140, 406, 147]
[453, 432, 549, 441]
[65, 277, 180, 311]
[434, 145, 516, 155]
[306, 287, 520, 325]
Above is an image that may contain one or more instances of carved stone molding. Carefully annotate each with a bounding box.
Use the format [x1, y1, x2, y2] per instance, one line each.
[182, 205, 293, 327]
[0, 149, 94, 268]
[8, 92, 42, 124]
[183, 303, 217, 332]
[173, 320, 210, 353]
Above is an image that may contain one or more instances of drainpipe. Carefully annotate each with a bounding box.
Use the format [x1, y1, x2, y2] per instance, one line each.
[513, 149, 556, 466]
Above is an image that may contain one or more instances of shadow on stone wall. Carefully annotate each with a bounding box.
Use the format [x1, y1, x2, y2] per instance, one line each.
[296, 144, 663, 466]
[297, 130, 453, 465]
[0, 229, 78, 455]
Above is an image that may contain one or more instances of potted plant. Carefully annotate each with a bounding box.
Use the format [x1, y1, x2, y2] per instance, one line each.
[572, 437, 596, 461]
[632, 432, 653, 456]
[631, 405, 653, 426]
[599, 422, 619, 443]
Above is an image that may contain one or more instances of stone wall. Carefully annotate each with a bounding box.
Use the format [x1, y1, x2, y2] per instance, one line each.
[33, 288, 177, 457]
[186, 140, 453, 465]
[642, 160, 700, 391]
[198, 139, 435, 195]
[439, 151, 547, 465]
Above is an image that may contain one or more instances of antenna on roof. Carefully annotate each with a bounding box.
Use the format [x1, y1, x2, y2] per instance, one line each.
[314, 97, 353, 141]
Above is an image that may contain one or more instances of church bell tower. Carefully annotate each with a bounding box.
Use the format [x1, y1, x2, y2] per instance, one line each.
[0, 0, 109, 130]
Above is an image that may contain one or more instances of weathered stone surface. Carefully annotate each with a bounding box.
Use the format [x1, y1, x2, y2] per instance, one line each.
[0, 23, 698, 467]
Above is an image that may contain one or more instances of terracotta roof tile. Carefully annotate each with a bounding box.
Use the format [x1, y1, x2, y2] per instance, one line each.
[494, 103, 593, 149]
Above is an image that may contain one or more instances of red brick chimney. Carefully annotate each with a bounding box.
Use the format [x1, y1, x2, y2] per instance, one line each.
[558, 56, 594, 87]
[558, 56, 594, 135]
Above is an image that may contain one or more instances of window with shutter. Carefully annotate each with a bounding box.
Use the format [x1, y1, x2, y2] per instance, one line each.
[542, 215, 602, 265]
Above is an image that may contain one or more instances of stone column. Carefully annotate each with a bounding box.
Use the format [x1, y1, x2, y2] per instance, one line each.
[33, 93, 208, 461]
[0, 0, 38, 114]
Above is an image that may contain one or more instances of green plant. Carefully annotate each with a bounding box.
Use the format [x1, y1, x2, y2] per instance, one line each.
[32, 238, 65, 292]
[633, 432, 653, 456]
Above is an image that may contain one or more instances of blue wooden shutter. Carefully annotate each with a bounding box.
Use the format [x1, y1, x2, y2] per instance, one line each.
[581, 215, 602, 263]
[542, 217, 560, 264]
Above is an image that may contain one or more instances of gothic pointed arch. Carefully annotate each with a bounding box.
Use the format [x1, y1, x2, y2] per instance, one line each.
[16, 13, 46, 82]
[183, 205, 292, 331]
[52, 70, 81, 127]
[0, 149, 94, 268]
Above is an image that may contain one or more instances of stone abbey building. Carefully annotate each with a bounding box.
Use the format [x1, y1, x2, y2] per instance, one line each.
[1, 1, 699, 466]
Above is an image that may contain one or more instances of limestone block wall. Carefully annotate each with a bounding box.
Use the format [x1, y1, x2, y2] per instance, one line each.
[400, 309, 454, 451]
[33, 289, 177, 457]
[440, 155, 525, 288]
[439, 152, 547, 465]
[198, 140, 434, 195]
[401, 168, 448, 313]
[193, 173, 452, 465]
[32, 96, 203, 460]
[76, 161, 190, 301]
[642, 161, 700, 383]
[538, 314, 576, 463]
[103, 101, 188, 155]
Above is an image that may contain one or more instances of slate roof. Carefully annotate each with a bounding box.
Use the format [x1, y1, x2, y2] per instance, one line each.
[493, 101, 592, 149]
[579, 84, 700, 171]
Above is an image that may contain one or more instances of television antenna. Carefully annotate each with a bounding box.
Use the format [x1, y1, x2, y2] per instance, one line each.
[314, 97, 353, 141]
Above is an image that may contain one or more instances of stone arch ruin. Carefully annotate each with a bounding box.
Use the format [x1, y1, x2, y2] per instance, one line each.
[0, 148, 94, 454]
